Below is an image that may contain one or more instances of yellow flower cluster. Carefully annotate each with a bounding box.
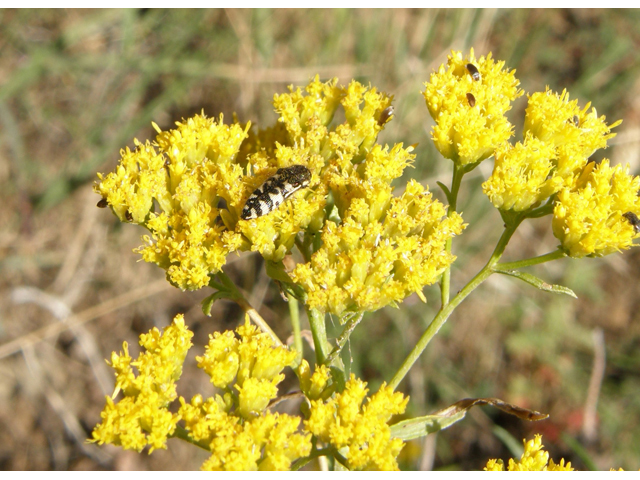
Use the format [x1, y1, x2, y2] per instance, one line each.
[484, 435, 573, 471]
[95, 116, 248, 290]
[91, 315, 193, 453]
[553, 159, 640, 257]
[290, 180, 465, 315]
[196, 319, 297, 418]
[305, 374, 408, 470]
[484, 88, 622, 213]
[479, 84, 637, 257]
[181, 318, 311, 470]
[423, 48, 523, 167]
[96, 75, 466, 313]
[278, 77, 466, 315]
[180, 395, 311, 471]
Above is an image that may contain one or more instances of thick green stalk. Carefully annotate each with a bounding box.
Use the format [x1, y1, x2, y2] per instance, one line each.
[307, 307, 331, 365]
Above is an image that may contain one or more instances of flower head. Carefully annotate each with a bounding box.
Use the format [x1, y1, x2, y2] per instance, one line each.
[553, 159, 640, 257]
[482, 133, 560, 211]
[423, 49, 523, 166]
[483, 86, 623, 215]
[196, 317, 297, 418]
[290, 180, 465, 316]
[305, 375, 408, 470]
[484, 435, 573, 471]
[95, 115, 249, 290]
[91, 315, 193, 453]
[180, 319, 310, 470]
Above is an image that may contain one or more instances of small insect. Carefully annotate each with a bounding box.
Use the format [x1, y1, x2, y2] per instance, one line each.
[466, 63, 480, 81]
[125, 210, 133, 222]
[241, 165, 311, 220]
[569, 115, 580, 126]
[623, 212, 640, 234]
[378, 106, 394, 126]
[466, 93, 476, 107]
[97, 198, 109, 208]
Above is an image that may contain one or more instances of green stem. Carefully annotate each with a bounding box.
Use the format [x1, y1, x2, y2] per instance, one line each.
[217, 270, 282, 346]
[496, 249, 566, 270]
[389, 217, 522, 391]
[288, 293, 303, 368]
[440, 164, 465, 307]
[172, 425, 211, 451]
[307, 307, 331, 365]
[323, 312, 364, 366]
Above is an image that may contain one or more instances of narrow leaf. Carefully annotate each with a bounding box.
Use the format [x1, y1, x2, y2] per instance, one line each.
[201, 290, 234, 316]
[390, 397, 548, 441]
[494, 268, 577, 298]
[436, 181, 452, 203]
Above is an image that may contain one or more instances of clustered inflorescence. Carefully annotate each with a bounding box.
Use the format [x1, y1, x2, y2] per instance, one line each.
[484, 435, 573, 471]
[92, 316, 408, 470]
[95, 75, 465, 316]
[92, 49, 639, 470]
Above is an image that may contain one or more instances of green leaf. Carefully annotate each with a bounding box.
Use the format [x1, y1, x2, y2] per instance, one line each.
[390, 397, 548, 441]
[390, 411, 466, 441]
[494, 268, 577, 298]
[201, 290, 234, 316]
[436, 181, 452, 203]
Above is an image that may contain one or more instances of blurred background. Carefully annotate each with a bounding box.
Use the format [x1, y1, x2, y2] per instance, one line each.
[1, 9, 639, 471]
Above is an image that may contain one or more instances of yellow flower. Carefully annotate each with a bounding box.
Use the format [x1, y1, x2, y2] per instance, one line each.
[482, 133, 561, 211]
[484, 435, 573, 471]
[523, 88, 621, 189]
[305, 375, 408, 471]
[272, 74, 343, 144]
[483, 87, 622, 214]
[95, 115, 249, 291]
[299, 360, 332, 401]
[423, 48, 523, 166]
[290, 180, 465, 315]
[91, 315, 193, 453]
[191, 408, 311, 471]
[524, 88, 621, 161]
[196, 318, 297, 418]
[553, 159, 640, 257]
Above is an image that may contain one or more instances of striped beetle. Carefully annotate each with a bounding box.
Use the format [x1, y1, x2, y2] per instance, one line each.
[241, 165, 311, 220]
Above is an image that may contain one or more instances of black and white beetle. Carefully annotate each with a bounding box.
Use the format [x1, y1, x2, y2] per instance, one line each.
[241, 165, 311, 220]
